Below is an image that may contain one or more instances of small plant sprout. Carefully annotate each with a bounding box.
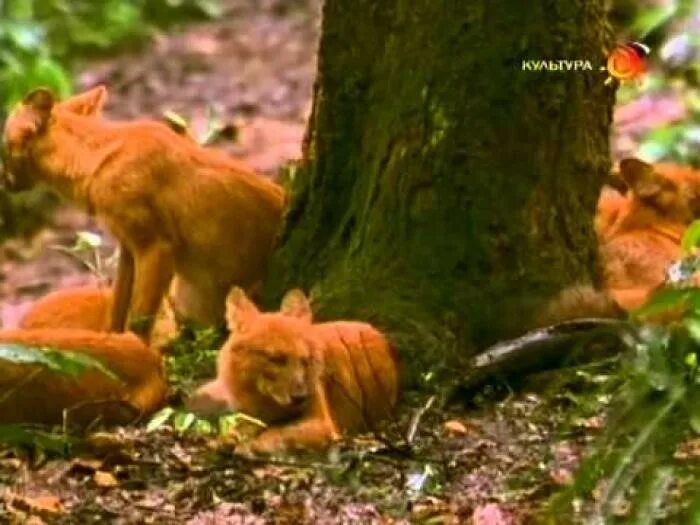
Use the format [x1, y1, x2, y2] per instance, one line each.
[146, 407, 266, 440]
[162, 110, 189, 135]
[162, 106, 238, 146]
[51, 231, 115, 285]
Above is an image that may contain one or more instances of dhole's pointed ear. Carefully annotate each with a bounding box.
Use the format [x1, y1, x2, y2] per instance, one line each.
[226, 287, 260, 333]
[59, 85, 108, 116]
[619, 158, 661, 198]
[22, 87, 55, 123]
[280, 289, 312, 322]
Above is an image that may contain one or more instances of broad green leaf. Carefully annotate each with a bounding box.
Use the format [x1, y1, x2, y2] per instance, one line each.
[162, 110, 189, 134]
[686, 289, 700, 315]
[5, 0, 35, 20]
[146, 406, 175, 432]
[31, 56, 71, 98]
[0, 343, 118, 380]
[0, 424, 71, 454]
[192, 418, 214, 435]
[173, 411, 196, 433]
[682, 221, 700, 253]
[5, 22, 44, 51]
[74, 230, 103, 251]
[218, 411, 267, 436]
[638, 126, 684, 162]
[633, 288, 690, 318]
[630, 5, 676, 38]
[686, 313, 700, 342]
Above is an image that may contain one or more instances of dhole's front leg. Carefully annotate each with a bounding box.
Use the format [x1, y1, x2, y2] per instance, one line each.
[246, 381, 340, 455]
[186, 379, 232, 416]
[247, 416, 341, 455]
[129, 242, 174, 339]
[111, 248, 134, 332]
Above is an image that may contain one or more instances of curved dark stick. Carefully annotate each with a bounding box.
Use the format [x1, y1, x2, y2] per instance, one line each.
[459, 318, 633, 394]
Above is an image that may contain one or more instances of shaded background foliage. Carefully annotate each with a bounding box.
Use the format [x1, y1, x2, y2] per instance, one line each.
[612, 0, 700, 166]
[0, 0, 222, 239]
[0, 0, 221, 107]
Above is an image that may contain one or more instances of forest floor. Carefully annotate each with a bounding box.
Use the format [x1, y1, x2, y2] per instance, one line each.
[0, 1, 690, 523]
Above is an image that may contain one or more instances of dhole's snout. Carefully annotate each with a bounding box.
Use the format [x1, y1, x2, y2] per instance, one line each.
[605, 171, 628, 194]
[288, 375, 310, 408]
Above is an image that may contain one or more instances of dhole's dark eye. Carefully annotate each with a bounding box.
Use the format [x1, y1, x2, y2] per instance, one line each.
[267, 354, 288, 365]
[660, 179, 678, 192]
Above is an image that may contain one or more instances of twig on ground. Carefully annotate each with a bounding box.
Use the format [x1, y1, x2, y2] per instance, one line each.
[406, 395, 436, 445]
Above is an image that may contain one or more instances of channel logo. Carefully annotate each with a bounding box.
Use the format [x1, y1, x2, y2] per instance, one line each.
[604, 42, 650, 84]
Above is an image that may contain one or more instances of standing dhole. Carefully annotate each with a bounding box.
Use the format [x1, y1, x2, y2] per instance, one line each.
[1, 86, 285, 339]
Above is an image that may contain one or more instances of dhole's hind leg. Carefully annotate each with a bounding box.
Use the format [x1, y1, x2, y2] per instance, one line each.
[170, 275, 227, 327]
[111, 248, 134, 332]
[130, 242, 174, 340]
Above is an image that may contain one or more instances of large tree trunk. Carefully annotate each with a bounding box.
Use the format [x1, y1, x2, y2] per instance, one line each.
[266, 1, 614, 381]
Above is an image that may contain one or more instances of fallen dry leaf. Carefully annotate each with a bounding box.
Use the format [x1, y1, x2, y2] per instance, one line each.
[70, 458, 103, 474]
[675, 437, 700, 460]
[444, 420, 469, 435]
[94, 471, 119, 488]
[28, 495, 65, 514]
[7, 493, 65, 515]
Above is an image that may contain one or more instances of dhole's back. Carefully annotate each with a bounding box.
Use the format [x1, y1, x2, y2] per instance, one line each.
[315, 321, 398, 433]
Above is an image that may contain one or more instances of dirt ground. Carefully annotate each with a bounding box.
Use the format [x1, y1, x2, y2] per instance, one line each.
[0, 1, 683, 523]
[0, 366, 615, 524]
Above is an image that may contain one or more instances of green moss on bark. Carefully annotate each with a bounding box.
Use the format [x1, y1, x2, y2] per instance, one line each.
[267, 0, 615, 384]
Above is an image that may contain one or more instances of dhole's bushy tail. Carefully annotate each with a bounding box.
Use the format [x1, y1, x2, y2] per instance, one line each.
[536, 284, 625, 327]
[455, 285, 628, 396]
[0, 328, 167, 425]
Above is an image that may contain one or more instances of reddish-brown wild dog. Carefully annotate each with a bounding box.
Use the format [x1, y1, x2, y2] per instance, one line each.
[2, 86, 285, 338]
[188, 288, 399, 454]
[0, 288, 167, 425]
[596, 158, 700, 310]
